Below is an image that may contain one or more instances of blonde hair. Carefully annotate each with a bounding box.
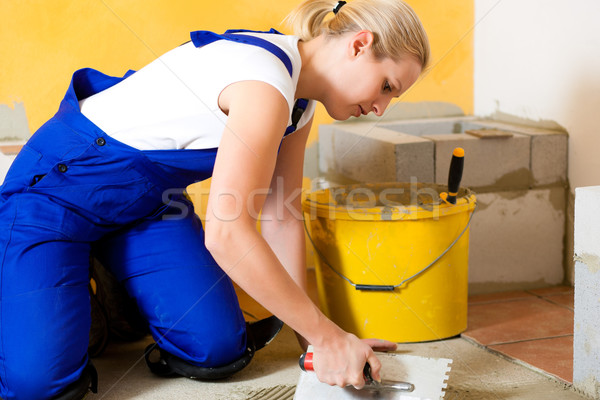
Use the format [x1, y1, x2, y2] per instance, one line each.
[285, 0, 430, 69]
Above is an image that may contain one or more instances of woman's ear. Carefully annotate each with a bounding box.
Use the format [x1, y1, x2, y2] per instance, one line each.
[348, 30, 374, 58]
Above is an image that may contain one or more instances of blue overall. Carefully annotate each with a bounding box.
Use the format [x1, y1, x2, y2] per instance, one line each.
[0, 29, 306, 400]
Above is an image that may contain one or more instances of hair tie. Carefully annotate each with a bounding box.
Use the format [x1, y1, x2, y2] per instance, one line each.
[333, 1, 347, 15]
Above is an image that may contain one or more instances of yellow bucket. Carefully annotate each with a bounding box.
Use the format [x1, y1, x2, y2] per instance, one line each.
[303, 182, 476, 342]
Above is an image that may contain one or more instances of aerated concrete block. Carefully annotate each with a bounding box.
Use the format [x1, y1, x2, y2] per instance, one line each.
[318, 122, 434, 183]
[468, 187, 565, 294]
[378, 117, 567, 188]
[573, 186, 600, 399]
[423, 133, 531, 191]
[473, 120, 568, 186]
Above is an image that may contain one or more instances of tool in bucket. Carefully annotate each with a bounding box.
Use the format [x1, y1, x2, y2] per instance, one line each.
[299, 351, 415, 393]
[440, 147, 464, 205]
[304, 147, 474, 292]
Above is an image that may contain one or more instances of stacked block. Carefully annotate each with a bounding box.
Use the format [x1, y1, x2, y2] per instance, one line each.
[318, 122, 434, 184]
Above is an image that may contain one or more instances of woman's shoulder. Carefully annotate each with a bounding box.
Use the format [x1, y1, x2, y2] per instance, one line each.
[181, 31, 302, 110]
[193, 31, 301, 77]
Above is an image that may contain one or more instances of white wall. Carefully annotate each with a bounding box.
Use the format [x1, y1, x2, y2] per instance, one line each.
[0, 153, 16, 183]
[573, 186, 600, 397]
[474, 0, 600, 191]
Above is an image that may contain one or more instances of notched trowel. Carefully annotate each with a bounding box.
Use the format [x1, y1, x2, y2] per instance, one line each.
[295, 347, 452, 400]
[299, 351, 415, 393]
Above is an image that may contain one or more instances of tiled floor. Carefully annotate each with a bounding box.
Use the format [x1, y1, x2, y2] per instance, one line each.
[462, 285, 574, 383]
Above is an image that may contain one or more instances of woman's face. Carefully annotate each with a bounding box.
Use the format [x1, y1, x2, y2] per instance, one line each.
[324, 47, 422, 121]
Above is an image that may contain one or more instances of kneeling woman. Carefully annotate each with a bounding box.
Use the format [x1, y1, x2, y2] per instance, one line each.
[0, 0, 429, 398]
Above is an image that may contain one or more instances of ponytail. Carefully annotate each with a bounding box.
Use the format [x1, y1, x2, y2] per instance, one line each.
[285, 0, 430, 69]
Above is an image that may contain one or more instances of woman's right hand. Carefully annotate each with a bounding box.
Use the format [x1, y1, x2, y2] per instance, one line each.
[310, 328, 382, 389]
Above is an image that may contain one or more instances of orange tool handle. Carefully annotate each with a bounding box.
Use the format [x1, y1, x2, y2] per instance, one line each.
[299, 352, 314, 372]
[299, 352, 372, 381]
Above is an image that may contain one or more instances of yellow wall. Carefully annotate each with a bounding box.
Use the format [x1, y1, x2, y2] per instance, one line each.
[1, 0, 473, 142]
[403, 1, 474, 111]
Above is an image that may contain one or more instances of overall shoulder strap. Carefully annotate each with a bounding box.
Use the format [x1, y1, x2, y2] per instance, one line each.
[189, 29, 309, 134]
[285, 98, 310, 136]
[190, 29, 293, 77]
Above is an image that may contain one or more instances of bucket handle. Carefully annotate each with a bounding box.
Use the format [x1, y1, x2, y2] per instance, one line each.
[303, 203, 477, 292]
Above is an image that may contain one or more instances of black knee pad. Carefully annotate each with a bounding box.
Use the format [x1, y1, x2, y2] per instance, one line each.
[144, 342, 254, 380]
[245, 315, 284, 352]
[144, 316, 283, 380]
[51, 360, 98, 400]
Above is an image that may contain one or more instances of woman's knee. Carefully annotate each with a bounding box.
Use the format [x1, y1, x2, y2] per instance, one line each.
[153, 312, 248, 367]
[145, 316, 283, 380]
[123, 264, 247, 366]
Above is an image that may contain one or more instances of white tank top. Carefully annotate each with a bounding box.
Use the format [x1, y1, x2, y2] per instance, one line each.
[79, 32, 316, 150]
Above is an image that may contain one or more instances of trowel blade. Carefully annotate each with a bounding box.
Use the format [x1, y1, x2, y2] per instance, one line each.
[364, 379, 415, 392]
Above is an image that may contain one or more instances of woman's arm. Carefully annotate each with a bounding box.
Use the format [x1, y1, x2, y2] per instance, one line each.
[205, 80, 381, 388]
[260, 115, 313, 350]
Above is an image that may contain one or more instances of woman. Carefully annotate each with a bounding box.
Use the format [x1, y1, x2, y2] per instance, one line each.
[0, 0, 429, 398]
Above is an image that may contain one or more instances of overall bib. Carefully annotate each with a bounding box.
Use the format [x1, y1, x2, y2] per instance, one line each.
[0, 30, 306, 400]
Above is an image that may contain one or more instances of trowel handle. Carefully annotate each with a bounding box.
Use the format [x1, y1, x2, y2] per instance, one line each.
[447, 147, 465, 204]
[299, 352, 371, 381]
[299, 352, 314, 372]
